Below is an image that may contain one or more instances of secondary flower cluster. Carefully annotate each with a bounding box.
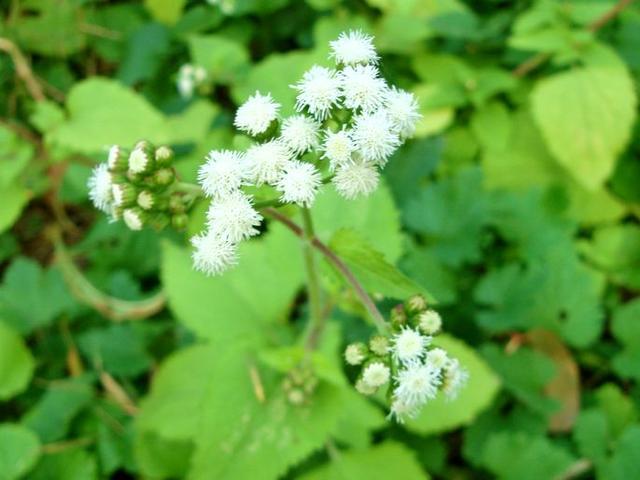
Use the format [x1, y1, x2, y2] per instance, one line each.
[88, 142, 192, 232]
[344, 295, 468, 423]
[177, 64, 207, 99]
[192, 30, 420, 276]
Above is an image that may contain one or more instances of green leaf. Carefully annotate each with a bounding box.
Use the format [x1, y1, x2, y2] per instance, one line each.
[574, 409, 609, 466]
[313, 182, 403, 262]
[399, 243, 457, 305]
[188, 35, 250, 84]
[404, 167, 489, 267]
[144, 0, 187, 25]
[0, 258, 74, 334]
[611, 299, 640, 381]
[78, 324, 152, 378]
[52, 78, 169, 154]
[0, 322, 34, 401]
[0, 424, 40, 480]
[579, 224, 640, 289]
[0, 186, 30, 235]
[22, 379, 93, 443]
[29, 449, 97, 480]
[161, 225, 304, 342]
[531, 53, 637, 190]
[329, 229, 432, 301]
[407, 335, 500, 435]
[137, 344, 215, 441]
[133, 431, 192, 479]
[481, 431, 574, 480]
[300, 441, 429, 480]
[605, 425, 640, 480]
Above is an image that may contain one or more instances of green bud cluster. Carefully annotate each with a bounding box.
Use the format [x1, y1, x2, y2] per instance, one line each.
[106, 141, 192, 232]
[282, 363, 319, 406]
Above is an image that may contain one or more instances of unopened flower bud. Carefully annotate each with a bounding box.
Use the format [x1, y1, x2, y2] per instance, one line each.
[112, 183, 137, 207]
[137, 190, 157, 210]
[153, 168, 175, 187]
[128, 144, 155, 175]
[123, 207, 145, 231]
[418, 310, 442, 335]
[287, 388, 306, 406]
[148, 212, 170, 231]
[361, 361, 390, 388]
[169, 194, 186, 213]
[345, 342, 368, 365]
[171, 213, 189, 231]
[369, 335, 389, 356]
[107, 145, 128, 172]
[155, 146, 174, 167]
[406, 294, 428, 314]
[355, 378, 377, 395]
[390, 304, 407, 327]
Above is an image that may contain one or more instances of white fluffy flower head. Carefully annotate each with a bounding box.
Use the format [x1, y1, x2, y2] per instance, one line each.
[345, 344, 366, 365]
[293, 66, 342, 120]
[394, 360, 440, 407]
[385, 87, 421, 138]
[340, 65, 387, 113]
[332, 160, 379, 200]
[391, 327, 430, 364]
[418, 310, 442, 335]
[442, 358, 469, 401]
[234, 91, 280, 136]
[123, 208, 143, 231]
[198, 150, 247, 198]
[362, 362, 390, 388]
[352, 110, 401, 165]
[245, 140, 292, 185]
[330, 30, 379, 66]
[276, 161, 321, 206]
[321, 128, 355, 170]
[191, 232, 238, 276]
[388, 399, 420, 423]
[426, 348, 449, 371]
[206, 191, 262, 242]
[88, 163, 113, 213]
[280, 115, 320, 155]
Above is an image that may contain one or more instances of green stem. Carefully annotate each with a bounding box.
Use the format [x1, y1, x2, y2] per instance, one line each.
[300, 207, 324, 348]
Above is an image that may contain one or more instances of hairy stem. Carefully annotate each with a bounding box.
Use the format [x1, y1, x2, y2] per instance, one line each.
[300, 207, 324, 347]
[263, 208, 388, 335]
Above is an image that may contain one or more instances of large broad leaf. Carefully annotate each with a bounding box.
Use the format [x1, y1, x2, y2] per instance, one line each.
[0, 322, 34, 401]
[407, 335, 500, 435]
[313, 182, 403, 262]
[28, 449, 97, 480]
[188, 35, 250, 84]
[300, 441, 429, 479]
[531, 53, 637, 190]
[329, 229, 433, 302]
[0, 424, 40, 480]
[52, 78, 169, 154]
[161, 225, 304, 342]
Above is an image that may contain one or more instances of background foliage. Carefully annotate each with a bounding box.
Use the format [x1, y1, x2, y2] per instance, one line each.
[1, 0, 639, 479]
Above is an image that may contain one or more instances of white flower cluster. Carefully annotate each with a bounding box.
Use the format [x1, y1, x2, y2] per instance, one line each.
[177, 64, 207, 99]
[191, 30, 420, 277]
[345, 297, 469, 423]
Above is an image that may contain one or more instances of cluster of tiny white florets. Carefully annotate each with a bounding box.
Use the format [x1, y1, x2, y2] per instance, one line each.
[190, 30, 420, 277]
[345, 296, 469, 423]
[177, 64, 207, 99]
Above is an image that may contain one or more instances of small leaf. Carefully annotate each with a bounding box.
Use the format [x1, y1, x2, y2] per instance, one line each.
[144, 0, 187, 24]
[0, 424, 40, 480]
[0, 322, 34, 401]
[611, 299, 640, 381]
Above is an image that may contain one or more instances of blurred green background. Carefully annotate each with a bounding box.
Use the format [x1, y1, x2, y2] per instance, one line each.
[1, 0, 639, 479]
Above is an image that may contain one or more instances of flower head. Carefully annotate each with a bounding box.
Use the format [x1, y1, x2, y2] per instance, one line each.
[321, 128, 355, 170]
[234, 91, 280, 136]
[394, 360, 440, 407]
[280, 115, 320, 156]
[128, 146, 153, 174]
[418, 310, 442, 335]
[442, 358, 469, 401]
[206, 191, 262, 242]
[340, 65, 387, 113]
[275, 161, 321, 206]
[245, 140, 292, 185]
[352, 110, 401, 165]
[332, 160, 379, 200]
[88, 163, 113, 214]
[330, 30, 379, 66]
[426, 348, 449, 371]
[123, 208, 144, 231]
[345, 343, 367, 366]
[190, 231, 238, 276]
[391, 327, 430, 364]
[293, 66, 342, 120]
[384, 87, 421, 138]
[388, 399, 420, 423]
[198, 150, 247, 198]
[362, 362, 390, 388]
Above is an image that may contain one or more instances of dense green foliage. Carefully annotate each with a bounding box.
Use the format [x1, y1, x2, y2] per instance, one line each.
[1, 0, 639, 478]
